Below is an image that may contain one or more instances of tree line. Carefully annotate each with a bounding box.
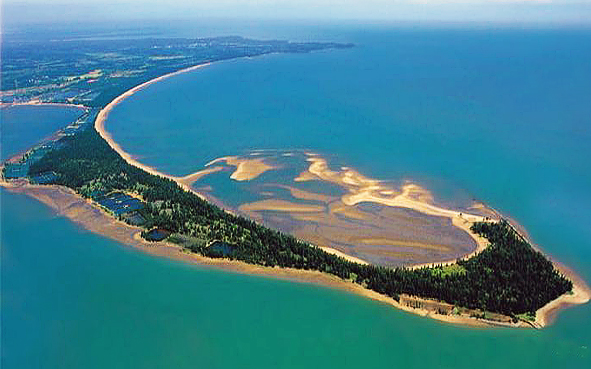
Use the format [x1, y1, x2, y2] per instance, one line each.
[29, 127, 572, 316]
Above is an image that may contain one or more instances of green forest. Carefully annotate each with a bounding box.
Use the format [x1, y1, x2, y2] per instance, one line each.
[28, 127, 572, 318]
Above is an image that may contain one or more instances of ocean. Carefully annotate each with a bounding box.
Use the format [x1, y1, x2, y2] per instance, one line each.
[2, 25, 591, 367]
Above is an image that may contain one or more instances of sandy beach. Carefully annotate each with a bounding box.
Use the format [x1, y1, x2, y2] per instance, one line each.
[0, 180, 534, 328]
[94, 62, 211, 199]
[2, 58, 584, 329]
[534, 262, 591, 327]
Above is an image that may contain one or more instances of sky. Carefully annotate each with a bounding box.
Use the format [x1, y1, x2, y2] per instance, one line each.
[2, 0, 591, 27]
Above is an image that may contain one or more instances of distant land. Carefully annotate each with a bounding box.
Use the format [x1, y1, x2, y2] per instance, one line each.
[2, 35, 589, 328]
[1, 36, 352, 106]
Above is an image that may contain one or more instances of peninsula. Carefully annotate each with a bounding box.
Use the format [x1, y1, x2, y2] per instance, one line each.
[2, 36, 588, 328]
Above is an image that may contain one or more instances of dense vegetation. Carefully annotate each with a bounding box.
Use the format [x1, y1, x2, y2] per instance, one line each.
[29, 127, 572, 317]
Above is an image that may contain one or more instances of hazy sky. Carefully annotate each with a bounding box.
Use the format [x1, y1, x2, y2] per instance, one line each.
[3, 0, 591, 26]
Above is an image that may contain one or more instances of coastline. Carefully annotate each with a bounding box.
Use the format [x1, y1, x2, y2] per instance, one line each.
[5, 179, 586, 329]
[0, 101, 88, 110]
[534, 262, 591, 327]
[94, 62, 211, 198]
[0, 180, 528, 328]
[2, 59, 587, 328]
[93, 61, 488, 265]
[1, 104, 89, 164]
[90, 59, 589, 328]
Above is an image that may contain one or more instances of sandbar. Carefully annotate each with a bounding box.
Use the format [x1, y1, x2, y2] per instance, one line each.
[295, 155, 491, 267]
[206, 156, 277, 181]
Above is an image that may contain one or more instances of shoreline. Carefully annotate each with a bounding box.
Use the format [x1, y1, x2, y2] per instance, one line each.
[0, 101, 88, 110]
[2, 59, 586, 328]
[0, 180, 530, 328]
[7, 179, 587, 328]
[94, 62, 488, 266]
[94, 63, 211, 199]
[89, 59, 589, 328]
[6, 179, 587, 329]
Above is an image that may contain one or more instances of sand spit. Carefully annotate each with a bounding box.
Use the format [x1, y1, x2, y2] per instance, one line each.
[295, 155, 491, 268]
[1, 180, 534, 329]
[3, 140, 587, 329]
[319, 246, 369, 265]
[94, 62, 211, 199]
[534, 262, 591, 327]
[177, 166, 225, 185]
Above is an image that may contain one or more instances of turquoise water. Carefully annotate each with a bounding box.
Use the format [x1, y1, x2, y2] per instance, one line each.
[0, 105, 84, 160]
[3, 26, 591, 367]
[2, 189, 590, 368]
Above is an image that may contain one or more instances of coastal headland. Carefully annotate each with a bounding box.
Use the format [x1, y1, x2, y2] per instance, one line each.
[4, 179, 589, 329]
[2, 60, 589, 329]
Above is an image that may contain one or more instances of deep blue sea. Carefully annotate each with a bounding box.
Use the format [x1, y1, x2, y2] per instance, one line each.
[2, 24, 591, 368]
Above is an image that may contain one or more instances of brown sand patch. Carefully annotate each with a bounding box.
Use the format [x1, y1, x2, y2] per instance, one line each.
[206, 156, 277, 181]
[359, 238, 452, 251]
[239, 199, 325, 213]
[178, 166, 224, 185]
[272, 184, 336, 203]
[329, 202, 370, 220]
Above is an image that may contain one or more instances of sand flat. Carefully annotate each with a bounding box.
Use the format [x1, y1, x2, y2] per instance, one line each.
[178, 166, 224, 185]
[207, 156, 277, 181]
[1, 180, 539, 328]
[239, 199, 325, 213]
